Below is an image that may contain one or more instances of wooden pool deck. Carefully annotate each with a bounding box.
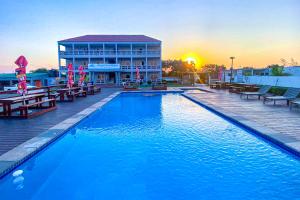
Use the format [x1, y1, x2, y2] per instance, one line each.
[0, 86, 300, 158]
[184, 86, 300, 154]
[0, 88, 120, 156]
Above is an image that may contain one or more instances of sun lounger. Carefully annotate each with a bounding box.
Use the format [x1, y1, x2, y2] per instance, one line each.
[123, 82, 138, 90]
[289, 99, 300, 110]
[240, 85, 271, 99]
[263, 88, 300, 105]
[152, 82, 167, 90]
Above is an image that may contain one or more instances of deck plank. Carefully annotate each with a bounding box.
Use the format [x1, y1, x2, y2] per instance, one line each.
[188, 86, 300, 145]
[0, 88, 120, 155]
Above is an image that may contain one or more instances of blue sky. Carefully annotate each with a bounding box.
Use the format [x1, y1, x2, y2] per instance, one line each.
[0, 0, 299, 72]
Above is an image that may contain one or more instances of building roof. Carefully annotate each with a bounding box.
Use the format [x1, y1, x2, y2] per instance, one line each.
[0, 73, 49, 80]
[58, 35, 161, 43]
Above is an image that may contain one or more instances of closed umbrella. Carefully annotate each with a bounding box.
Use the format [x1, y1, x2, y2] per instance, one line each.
[218, 66, 223, 81]
[78, 65, 86, 87]
[67, 63, 74, 89]
[136, 66, 140, 83]
[15, 55, 28, 96]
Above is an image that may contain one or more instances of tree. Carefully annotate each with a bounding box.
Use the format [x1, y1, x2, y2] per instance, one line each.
[162, 59, 194, 76]
[280, 58, 298, 66]
[268, 64, 284, 76]
[201, 64, 225, 74]
[30, 68, 48, 73]
[48, 69, 59, 77]
[30, 68, 59, 77]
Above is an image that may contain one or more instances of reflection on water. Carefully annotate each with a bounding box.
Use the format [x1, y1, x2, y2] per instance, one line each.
[12, 170, 24, 190]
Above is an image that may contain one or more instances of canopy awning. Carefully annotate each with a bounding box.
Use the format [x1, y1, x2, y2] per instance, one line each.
[88, 64, 120, 72]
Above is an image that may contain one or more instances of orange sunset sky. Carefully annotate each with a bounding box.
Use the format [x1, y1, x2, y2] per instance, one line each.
[0, 0, 299, 72]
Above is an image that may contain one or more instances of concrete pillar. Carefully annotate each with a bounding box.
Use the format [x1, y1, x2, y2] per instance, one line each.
[103, 43, 105, 64]
[88, 43, 91, 64]
[115, 72, 118, 85]
[58, 43, 61, 78]
[130, 43, 133, 81]
[72, 43, 76, 83]
[145, 43, 148, 82]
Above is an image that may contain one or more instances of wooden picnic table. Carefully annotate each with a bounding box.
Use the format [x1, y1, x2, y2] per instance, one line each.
[0, 93, 45, 117]
[83, 85, 101, 95]
[56, 87, 81, 102]
[229, 83, 259, 93]
[229, 86, 245, 93]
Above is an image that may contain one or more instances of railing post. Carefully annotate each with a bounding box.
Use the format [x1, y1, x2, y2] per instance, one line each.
[47, 87, 51, 99]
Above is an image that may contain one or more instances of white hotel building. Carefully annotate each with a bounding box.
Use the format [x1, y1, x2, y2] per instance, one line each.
[58, 35, 162, 85]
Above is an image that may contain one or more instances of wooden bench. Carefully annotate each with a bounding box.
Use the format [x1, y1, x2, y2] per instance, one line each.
[63, 90, 87, 102]
[85, 86, 101, 95]
[210, 83, 223, 89]
[94, 86, 101, 93]
[209, 83, 218, 89]
[290, 100, 300, 110]
[124, 84, 138, 91]
[74, 90, 87, 97]
[229, 86, 245, 93]
[19, 99, 56, 118]
[152, 84, 167, 90]
[49, 92, 60, 99]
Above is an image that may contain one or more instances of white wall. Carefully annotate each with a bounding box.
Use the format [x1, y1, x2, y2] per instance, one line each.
[244, 76, 300, 88]
[283, 66, 300, 76]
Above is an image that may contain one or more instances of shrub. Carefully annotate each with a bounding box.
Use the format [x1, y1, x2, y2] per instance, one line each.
[269, 87, 287, 95]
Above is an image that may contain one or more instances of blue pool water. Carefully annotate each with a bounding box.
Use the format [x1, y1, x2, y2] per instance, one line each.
[0, 93, 300, 199]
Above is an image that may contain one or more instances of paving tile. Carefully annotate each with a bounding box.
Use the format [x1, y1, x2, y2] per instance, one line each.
[0, 88, 120, 156]
[0, 146, 36, 162]
[0, 161, 15, 172]
[189, 85, 300, 155]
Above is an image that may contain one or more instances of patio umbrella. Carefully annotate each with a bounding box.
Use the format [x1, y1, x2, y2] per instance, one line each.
[218, 66, 223, 81]
[78, 65, 86, 87]
[15, 55, 28, 95]
[136, 66, 140, 83]
[67, 63, 74, 89]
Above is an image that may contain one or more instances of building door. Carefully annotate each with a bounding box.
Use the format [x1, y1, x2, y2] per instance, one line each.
[34, 80, 42, 87]
[97, 73, 105, 84]
[108, 72, 115, 84]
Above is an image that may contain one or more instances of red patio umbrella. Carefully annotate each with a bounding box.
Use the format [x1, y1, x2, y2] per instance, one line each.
[78, 65, 86, 87]
[67, 63, 74, 89]
[15, 55, 28, 95]
[218, 66, 223, 81]
[136, 66, 140, 83]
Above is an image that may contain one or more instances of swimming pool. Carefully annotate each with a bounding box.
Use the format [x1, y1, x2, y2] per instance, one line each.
[0, 93, 299, 199]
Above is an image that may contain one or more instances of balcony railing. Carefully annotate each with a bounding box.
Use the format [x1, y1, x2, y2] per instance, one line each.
[60, 65, 160, 71]
[60, 50, 160, 56]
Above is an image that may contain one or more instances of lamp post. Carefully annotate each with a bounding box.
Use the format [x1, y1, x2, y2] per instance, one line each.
[229, 56, 235, 83]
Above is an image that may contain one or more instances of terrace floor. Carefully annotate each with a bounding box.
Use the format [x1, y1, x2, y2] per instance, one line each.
[0, 86, 300, 158]
[184, 85, 300, 154]
[0, 88, 120, 156]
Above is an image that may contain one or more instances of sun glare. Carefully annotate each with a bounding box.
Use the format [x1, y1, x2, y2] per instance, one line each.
[182, 53, 203, 69]
[186, 57, 196, 65]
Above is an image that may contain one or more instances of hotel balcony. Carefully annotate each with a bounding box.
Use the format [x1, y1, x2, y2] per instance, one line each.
[59, 50, 160, 57]
[59, 65, 160, 72]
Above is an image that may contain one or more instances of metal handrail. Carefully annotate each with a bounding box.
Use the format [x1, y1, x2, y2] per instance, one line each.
[60, 50, 160, 56]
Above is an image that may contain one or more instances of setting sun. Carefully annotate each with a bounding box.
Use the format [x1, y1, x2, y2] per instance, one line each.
[186, 57, 196, 65]
[182, 53, 203, 69]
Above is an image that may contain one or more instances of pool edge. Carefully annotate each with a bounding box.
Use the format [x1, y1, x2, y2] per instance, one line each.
[0, 89, 184, 179]
[1, 90, 298, 179]
[0, 91, 121, 179]
[182, 93, 300, 159]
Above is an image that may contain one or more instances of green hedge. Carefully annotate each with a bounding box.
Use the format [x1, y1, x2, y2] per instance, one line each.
[269, 87, 287, 95]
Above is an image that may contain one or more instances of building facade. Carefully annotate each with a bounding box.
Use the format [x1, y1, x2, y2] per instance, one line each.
[58, 35, 162, 85]
[0, 73, 52, 90]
